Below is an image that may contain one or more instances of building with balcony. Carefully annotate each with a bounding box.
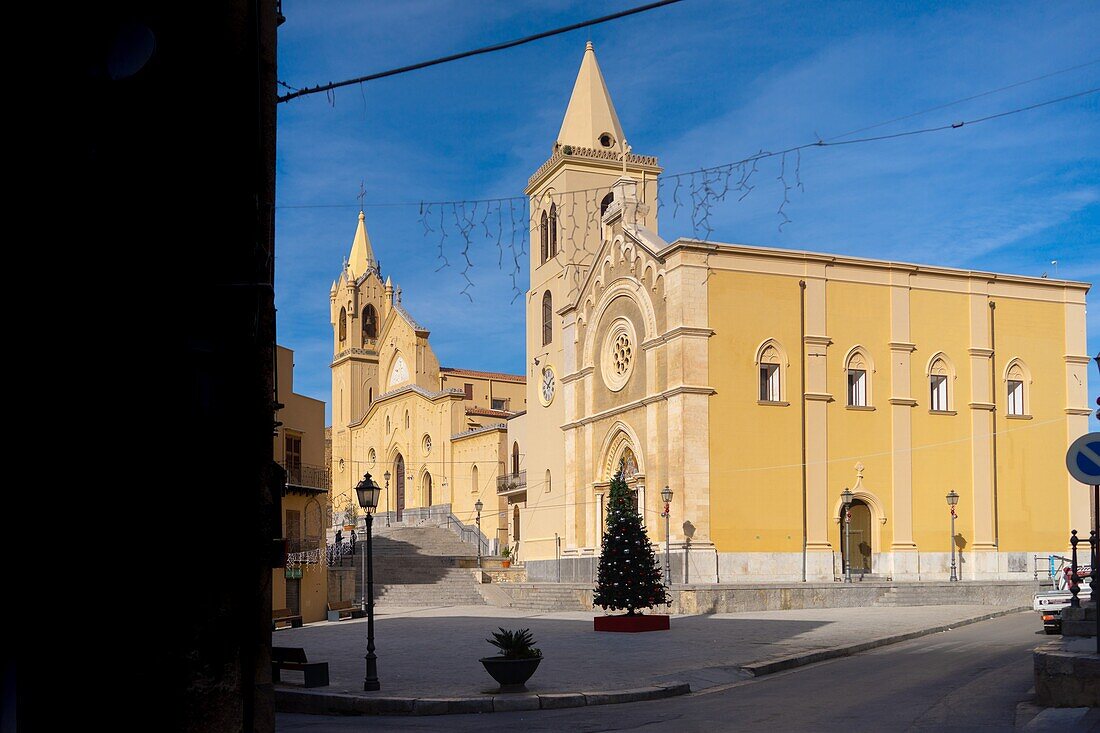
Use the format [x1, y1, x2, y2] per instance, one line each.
[274, 344, 329, 623]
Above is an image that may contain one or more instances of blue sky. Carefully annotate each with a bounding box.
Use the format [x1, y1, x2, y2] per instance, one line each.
[275, 0, 1099, 429]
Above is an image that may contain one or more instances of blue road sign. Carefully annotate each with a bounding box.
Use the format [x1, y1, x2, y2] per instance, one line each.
[1066, 432, 1100, 485]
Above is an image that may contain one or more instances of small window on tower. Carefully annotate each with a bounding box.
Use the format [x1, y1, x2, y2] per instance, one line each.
[600, 192, 614, 216]
[599, 133, 615, 148]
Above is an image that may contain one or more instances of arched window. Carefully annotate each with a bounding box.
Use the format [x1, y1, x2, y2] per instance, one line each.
[845, 347, 873, 407]
[423, 472, 433, 507]
[512, 442, 520, 475]
[542, 290, 553, 346]
[385, 415, 391, 434]
[545, 469, 551, 494]
[404, 410, 410, 429]
[368, 387, 373, 406]
[338, 307, 347, 343]
[600, 192, 614, 216]
[540, 211, 549, 264]
[549, 204, 558, 258]
[362, 304, 377, 343]
[927, 354, 954, 413]
[1005, 359, 1031, 416]
[756, 340, 786, 403]
[472, 465, 479, 493]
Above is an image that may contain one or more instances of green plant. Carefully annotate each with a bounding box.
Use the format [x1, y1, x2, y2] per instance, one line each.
[342, 499, 360, 526]
[486, 628, 541, 659]
[500, 546, 511, 559]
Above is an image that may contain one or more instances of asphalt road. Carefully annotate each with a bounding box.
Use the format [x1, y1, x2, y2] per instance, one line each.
[277, 612, 1091, 732]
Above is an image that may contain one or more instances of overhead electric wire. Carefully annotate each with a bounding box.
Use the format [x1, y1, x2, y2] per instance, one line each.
[277, 0, 686, 104]
[826, 58, 1100, 141]
[275, 85, 1100, 210]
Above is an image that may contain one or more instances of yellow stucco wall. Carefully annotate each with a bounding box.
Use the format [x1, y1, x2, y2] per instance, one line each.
[708, 271, 803, 553]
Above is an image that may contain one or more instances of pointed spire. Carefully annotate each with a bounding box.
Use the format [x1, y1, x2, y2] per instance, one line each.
[347, 210, 376, 279]
[557, 41, 625, 151]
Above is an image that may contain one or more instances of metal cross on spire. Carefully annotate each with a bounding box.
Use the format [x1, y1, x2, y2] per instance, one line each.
[357, 179, 366, 210]
[620, 138, 631, 176]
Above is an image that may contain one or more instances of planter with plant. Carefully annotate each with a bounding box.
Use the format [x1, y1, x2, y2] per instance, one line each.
[500, 546, 511, 568]
[479, 627, 542, 691]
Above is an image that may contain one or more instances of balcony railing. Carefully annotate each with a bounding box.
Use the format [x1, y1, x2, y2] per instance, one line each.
[497, 470, 527, 495]
[279, 460, 331, 491]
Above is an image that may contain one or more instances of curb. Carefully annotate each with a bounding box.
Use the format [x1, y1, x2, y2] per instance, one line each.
[739, 606, 1028, 677]
[275, 681, 690, 717]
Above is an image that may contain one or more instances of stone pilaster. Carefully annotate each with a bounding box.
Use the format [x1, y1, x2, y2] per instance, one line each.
[967, 290, 997, 575]
[888, 275, 919, 578]
[802, 272, 833, 579]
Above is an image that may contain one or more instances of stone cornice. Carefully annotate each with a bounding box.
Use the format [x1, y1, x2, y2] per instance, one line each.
[804, 392, 834, 402]
[889, 398, 918, 406]
[968, 348, 994, 358]
[641, 326, 715, 351]
[666, 238, 1091, 291]
[526, 146, 661, 191]
[330, 346, 378, 367]
[888, 341, 917, 352]
[1064, 355, 1093, 365]
[803, 335, 833, 346]
[560, 366, 595, 385]
[1065, 408, 1093, 416]
[968, 401, 996, 411]
[561, 385, 715, 430]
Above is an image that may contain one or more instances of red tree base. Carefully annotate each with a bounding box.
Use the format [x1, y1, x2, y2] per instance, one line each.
[593, 614, 670, 632]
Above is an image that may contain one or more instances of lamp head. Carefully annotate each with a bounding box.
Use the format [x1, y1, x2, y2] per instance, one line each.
[660, 485, 673, 504]
[840, 488, 854, 508]
[946, 490, 959, 507]
[354, 472, 382, 513]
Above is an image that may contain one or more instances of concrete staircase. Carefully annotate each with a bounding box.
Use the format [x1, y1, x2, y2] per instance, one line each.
[352, 526, 488, 608]
[499, 583, 593, 612]
[874, 584, 974, 607]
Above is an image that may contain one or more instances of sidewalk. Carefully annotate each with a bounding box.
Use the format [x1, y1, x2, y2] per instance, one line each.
[274, 603, 1027, 715]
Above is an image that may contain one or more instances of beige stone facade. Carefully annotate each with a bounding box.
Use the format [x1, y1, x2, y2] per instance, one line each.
[329, 214, 525, 548]
[514, 43, 1092, 583]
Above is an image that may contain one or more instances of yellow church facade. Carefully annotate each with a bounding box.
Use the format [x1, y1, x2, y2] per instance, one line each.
[511, 42, 1092, 582]
[329, 213, 526, 551]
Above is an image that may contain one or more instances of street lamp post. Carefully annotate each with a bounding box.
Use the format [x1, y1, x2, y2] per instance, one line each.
[383, 470, 391, 527]
[661, 486, 674, 587]
[841, 488, 854, 583]
[354, 472, 383, 692]
[474, 498, 484, 568]
[946, 490, 960, 581]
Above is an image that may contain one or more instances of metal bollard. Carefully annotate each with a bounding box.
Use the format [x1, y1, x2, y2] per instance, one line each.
[1070, 530, 1080, 608]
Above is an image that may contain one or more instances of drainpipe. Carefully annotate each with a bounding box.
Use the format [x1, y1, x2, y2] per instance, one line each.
[799, 280, 808, 583]
[989, 300, 999, 549]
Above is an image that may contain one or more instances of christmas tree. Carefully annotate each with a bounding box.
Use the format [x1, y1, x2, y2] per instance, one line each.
[593, 468, 670, 615]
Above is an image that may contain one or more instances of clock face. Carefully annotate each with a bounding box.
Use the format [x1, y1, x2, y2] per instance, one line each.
[540, 366, 556, 406]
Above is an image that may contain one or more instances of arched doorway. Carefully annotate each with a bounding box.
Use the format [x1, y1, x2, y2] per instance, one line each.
[512, 504, 521, 543]
[395, 454, 405, 522]
[841, 499, 873, 574]
[423, 472, 432, 508]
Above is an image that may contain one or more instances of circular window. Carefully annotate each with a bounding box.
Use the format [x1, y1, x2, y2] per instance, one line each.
[598, 132, 615, 148]
[601, 318, 637, 392]
[423, 434, 432, 455]
[367, 448, 376, 467]
[338, 457, 346, 473]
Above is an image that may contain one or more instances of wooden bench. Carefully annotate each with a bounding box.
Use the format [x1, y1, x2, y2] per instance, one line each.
[327, 600, 366, 621]
[271, 646, 329, 688]
[273, 608, 303, 630]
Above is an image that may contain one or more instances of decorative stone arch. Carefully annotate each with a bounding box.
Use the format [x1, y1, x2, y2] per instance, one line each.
[832, 463, 888, 572]
[303, 497, 324, 547]
[581, 277, 658, 368]
[597, 421, 646, 481]
[386, 352, 410, 388]
[925, 351, 957, 410]
[418, 467, 433, 508]
[842, 345, 876, 406]
[1003, 357, 1033, 415]
[755, 338, 790, 402]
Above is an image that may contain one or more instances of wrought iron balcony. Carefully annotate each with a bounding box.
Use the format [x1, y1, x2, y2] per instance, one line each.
[497, 470, 526, 495]
[279, 459, 331, 492]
